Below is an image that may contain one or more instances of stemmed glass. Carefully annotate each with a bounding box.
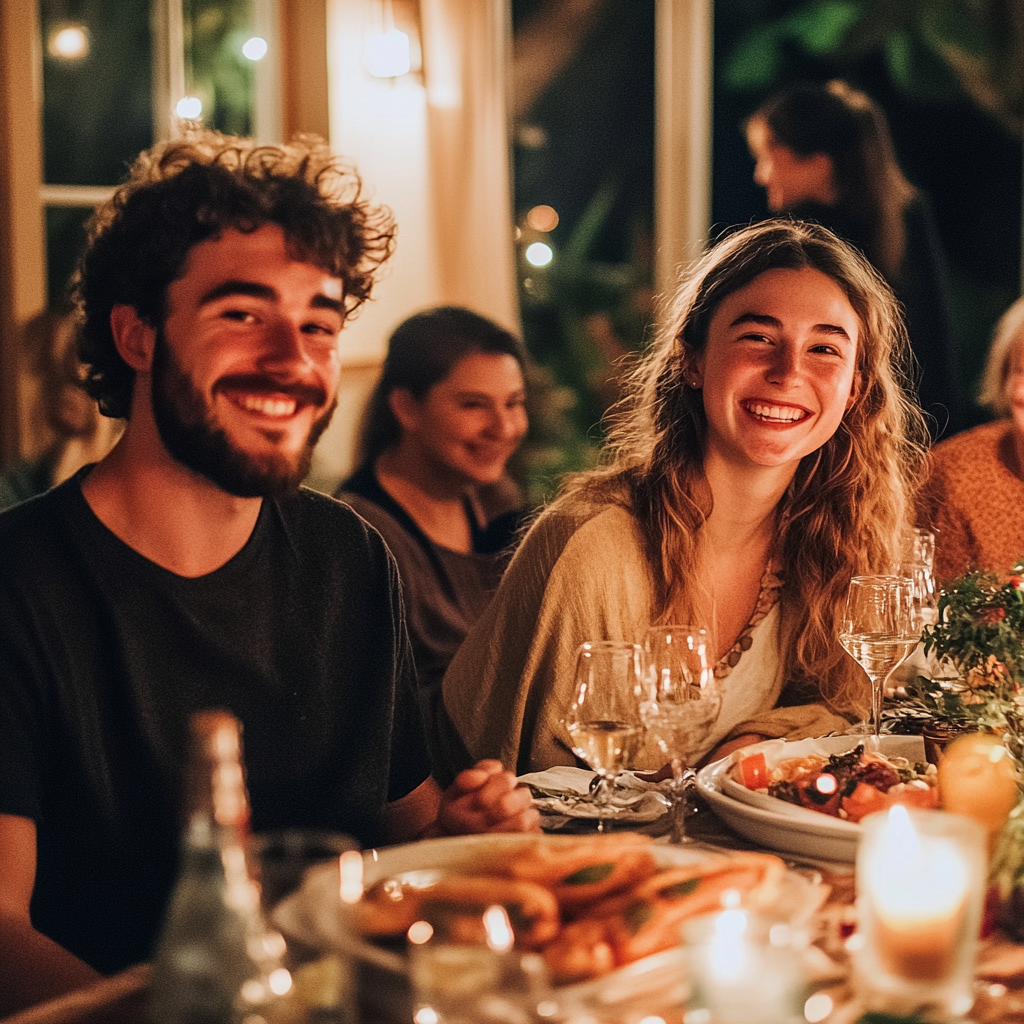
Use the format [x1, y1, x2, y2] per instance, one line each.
[839, 575, 918, 750]
[639, 625, 721, 844]
[564, 641, 645, 832]
[900, 560, 939, 632]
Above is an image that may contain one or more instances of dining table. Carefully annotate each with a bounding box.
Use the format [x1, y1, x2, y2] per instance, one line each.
[4, 788, 1024, 1024]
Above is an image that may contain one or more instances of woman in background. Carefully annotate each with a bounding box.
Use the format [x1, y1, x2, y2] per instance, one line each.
[437, 220, 929, 777]
[336, 306, 530, 709]
[919, 296, 1024, 583]
[746, 80, 962, 436]
[0, 306, 122, 512]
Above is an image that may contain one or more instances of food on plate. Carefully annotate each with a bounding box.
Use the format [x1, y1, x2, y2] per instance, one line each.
[356, 835, 786, 983]
[357, 873, 560, 947]
[542, 851, 785, 982]
[732, 743, 938, 823]
[507, 832, 658, 911]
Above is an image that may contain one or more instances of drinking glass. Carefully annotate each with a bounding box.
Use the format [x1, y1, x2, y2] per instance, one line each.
[564, 640, 645, 832]
[899, 560, 939, 632]
[640, 625, 720, 844]
[839, 575, 917, 749]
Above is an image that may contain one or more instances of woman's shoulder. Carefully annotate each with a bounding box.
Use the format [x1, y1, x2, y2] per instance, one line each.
[521, 501, 644, 561]
[932, 420, 1008, 464]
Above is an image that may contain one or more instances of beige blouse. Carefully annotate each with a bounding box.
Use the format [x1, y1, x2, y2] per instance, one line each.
[441, 502, 848, 775]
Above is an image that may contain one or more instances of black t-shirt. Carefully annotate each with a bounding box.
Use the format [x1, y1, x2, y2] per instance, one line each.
[0, 472, 430, 974]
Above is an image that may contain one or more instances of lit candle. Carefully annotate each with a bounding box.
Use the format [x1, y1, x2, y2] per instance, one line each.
[856, 806, 987, 1015]
[685, 901, 802, 1024]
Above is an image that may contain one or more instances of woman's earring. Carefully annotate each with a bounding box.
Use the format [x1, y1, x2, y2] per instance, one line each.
[687, 374, 702, 389]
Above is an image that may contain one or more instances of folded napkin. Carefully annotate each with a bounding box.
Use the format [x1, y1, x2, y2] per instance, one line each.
[519, 765, 670, 821]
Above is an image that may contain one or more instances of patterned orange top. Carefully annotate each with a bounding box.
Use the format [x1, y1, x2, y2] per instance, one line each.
[918, 420, 1024, 584]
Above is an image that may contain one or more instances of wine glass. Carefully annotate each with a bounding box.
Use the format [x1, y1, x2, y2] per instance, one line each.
[639, 625, 721, 844]
[564, 641, 645, 832]
[839, 575, 918, 750]
[900, 560, 939, 632]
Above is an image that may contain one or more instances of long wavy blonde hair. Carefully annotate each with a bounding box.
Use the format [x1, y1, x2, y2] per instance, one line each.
[549, 219, 930, 716]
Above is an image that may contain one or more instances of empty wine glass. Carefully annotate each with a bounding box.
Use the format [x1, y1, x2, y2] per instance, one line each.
[640, 625, 721, 844]
[839, 575, 917, 750]
[564, 641, 645, 832]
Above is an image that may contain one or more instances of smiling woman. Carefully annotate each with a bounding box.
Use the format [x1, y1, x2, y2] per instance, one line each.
[336, 307, 531, 739]
[435, 219, 930, 779]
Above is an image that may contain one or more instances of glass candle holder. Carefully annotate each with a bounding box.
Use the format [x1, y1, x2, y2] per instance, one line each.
[408, 898, 552, 1024]
[683, 907, 805, 1024]
[855, 807, 987, 1018]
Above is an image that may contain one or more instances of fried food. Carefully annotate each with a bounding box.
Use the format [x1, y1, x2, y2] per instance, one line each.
[356, 836, 788, 986]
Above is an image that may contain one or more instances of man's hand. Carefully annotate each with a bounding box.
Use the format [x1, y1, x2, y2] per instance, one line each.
[436, 760, 540, 836]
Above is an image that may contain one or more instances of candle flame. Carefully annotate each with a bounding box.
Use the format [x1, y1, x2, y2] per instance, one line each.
[483, 904, 514, 951]
[339, 850, 363, 904]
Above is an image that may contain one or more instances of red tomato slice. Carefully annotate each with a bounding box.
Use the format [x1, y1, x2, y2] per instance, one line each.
[841, 782, 888, 823]
[739, 752, 769, 790]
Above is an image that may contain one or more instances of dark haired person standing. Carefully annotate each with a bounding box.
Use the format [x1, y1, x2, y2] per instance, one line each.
[746, 80, 963, 436]
[0, 132, 536, 1015]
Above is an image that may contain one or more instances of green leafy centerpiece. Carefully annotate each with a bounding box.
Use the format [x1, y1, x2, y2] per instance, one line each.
[904, 564, 1024, 732]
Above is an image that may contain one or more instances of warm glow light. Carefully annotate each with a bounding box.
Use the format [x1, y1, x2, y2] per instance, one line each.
[526, 205, 559, 232]
[708, 908, 750, 982]
[268, 968, 292, 995]
[483, 904, 514, 952]
[364, 28, 411, 78]
[525, 242, 553, 267]
[242, 36, 268, 61]
[407, 920, 434, 945]
[866, 807, 969, 924]
[804, 992, 833, 1022]
[815, 773, 838, 795]
[176, 96, 203, 119]
[49, 25, 89, 60]
[413, 1008, 439, 1024]
[339, 850, 363, 904]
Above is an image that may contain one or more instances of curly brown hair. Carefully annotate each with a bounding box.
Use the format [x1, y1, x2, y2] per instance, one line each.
[74, 129, 396, 418]
[548, 218, 930, 717]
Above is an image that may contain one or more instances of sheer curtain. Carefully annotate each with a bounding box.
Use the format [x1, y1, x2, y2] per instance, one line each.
[420, 0, 518, 331]
[314, 0, 519, 489]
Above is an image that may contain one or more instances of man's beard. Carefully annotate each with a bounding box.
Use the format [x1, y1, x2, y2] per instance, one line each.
[150, 328, 337, 498]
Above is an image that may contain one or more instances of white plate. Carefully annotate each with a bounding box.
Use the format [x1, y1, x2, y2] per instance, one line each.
[273, 832, 824, 1006]
[696, 735, 927, 863]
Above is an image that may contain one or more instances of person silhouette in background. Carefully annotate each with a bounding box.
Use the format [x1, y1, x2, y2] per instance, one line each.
[0, 306, 122, 512]
[336, 307, 530, 732]
[746, 80, 963, 437]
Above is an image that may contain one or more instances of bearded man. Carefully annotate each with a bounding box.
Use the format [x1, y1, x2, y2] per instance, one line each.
[0, 131, 537, 1014]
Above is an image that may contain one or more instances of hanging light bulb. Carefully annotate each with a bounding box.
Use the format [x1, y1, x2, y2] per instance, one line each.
[364, 0, 411, 78]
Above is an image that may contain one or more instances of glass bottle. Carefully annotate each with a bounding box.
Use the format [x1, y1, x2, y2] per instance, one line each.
[149, 710, 292, 1024]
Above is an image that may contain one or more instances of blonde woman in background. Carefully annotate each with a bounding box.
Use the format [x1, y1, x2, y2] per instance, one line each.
[919, 296, 1024, 583]
[435, 219, 929, 777]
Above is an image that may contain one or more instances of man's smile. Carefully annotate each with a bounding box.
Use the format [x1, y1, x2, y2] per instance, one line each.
[215, 375, 328, 420]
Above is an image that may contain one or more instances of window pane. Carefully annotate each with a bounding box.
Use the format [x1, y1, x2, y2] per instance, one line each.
[45, 207, 93, 306]
[184, 0, 256, 137]
[41, 0, 153, 186]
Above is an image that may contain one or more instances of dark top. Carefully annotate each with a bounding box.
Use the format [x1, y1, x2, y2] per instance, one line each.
[0, 451, 57, 512]
[789, 194, 963, 437]
[0, 472, 430, 974]
[336, 464, 523, 785]
[337, 464, 521, 693]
